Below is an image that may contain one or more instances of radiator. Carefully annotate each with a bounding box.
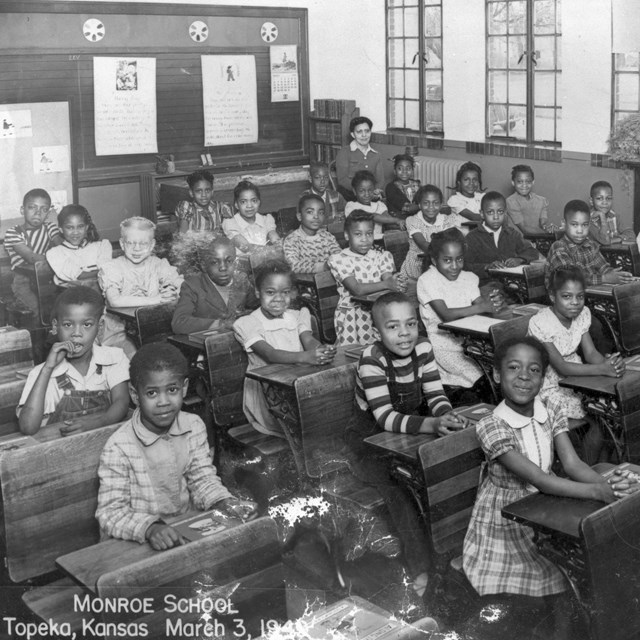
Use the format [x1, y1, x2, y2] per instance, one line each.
[413, 157, 462, 197]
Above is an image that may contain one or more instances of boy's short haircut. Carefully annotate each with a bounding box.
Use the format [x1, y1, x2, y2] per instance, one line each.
[199, 235, 235, 263]
[548, 265, 585, 293]
[413, 184, 443, 205]
[564, 199, 590, 218]
[349, 116, 373, 132]
[120, 216, 156, 234]
[129, 343, 188, 390]
[371, 291, 414, 327]
[23, 188, 51, 207]
[344, 209, 375, 233]
[511, 164, 534, 181]
[428, 227, 466, 262]
[309, 161, 329, 172]
[298, 193, 324, 212]
[52, 286, 105, 320]
[187, 169, 214, 189]
[351, 169, 376, 191]
[233, 180, 261, 202]
[590, 180, 613, 197]
[254, 259, 292, 291]
[481, 190, 506, 210]
[493, 335, 549, 375]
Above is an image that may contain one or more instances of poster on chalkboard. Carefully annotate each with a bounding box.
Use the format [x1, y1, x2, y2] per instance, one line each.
[270, 45, 299, 103]
[93, 57, 158, 156]
[202, 55, 258, 147]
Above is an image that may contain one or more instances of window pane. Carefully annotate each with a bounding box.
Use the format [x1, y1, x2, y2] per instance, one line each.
[509, 71, 527, 103]
[388, 0, 404, 6]
[424, 6, 441, 36]
[535, 107, 556, 141]
[387, 8, 404, 37]
[508, 35, 526, 68]
[425, 101, 443, 132]
[488, 104, 509, 136]
[488, 2, 507, 35]
[489, 71, 507, 102]
[488, 37, 508, 68]
[534, 36, 556, 69]
[508, 1, 527, 34]
[615, 53, 640, 71]
[405, 38, 419, 65]
[425, 69, 442, 100]
[388, 39, 404, 67]
[535, 71, 556, 106]
[508, 106, 527, 139]
[555, 108, 561, 141]
[405, 69, 420, 99]
[389, 69, 405, 98]
[406, 100, 420, 130]
[425, 38, 442, 68]
[389, 99, 405, 129]
[534, 0, 556, 34]
[404, 6, 419, 38]
[616, 74, 640, 112]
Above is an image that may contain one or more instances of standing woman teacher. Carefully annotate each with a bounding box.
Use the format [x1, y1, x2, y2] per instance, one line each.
[335, 116, 386, 201]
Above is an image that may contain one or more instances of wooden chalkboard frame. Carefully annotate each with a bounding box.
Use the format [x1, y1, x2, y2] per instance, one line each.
[0, 2, 310, 187]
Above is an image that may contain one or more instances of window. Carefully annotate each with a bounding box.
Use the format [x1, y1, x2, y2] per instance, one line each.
[613, 53, 640, 127]
[486, 0, 561, 144]
[387, 0, 443, 134]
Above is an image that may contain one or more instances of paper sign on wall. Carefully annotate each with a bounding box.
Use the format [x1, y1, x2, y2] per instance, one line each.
[93, 57, 158, 156]
[201, 55, 258, 147]
[270, 45, 299, 102]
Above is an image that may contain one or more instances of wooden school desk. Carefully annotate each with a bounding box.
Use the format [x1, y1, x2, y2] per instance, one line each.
[486, 262, 546, 304]
[502, 464, 640, 640]
[559, 366, 640, 463]
[244, 346, 363, 479]
[600, 241, 640, 276]
[107, 303, 175, 347]
[523, 230, 556, 257]
[584, 281, 640, 355]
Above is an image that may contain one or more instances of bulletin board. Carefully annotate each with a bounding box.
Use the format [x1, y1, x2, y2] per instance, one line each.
[0, 101, 75, 235]
[0, 2, 310, 185]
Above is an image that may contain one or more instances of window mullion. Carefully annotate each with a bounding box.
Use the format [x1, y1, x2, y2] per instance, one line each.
[418, 4, 426, 134]
[526, 0, 534, 143]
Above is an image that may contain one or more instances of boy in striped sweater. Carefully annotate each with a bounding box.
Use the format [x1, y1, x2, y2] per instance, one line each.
[345, 291, 467, 596]
[4, 188, 62, 314]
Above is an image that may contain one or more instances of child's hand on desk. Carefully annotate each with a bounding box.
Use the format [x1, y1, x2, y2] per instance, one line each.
[215, 497, 258, 522]
[604, 353, 625, 377]
[606, 269, 635, 285]
[435, 412, 466, 437]
[59, 414, 103, 436]
[503, 258, 523, 268]
[160, 285, 179, 302]
[486, 260, 506, 271]
[305, 345, 336, 366]
[608, 469, 640, 498]
[145, 523, 185, 551]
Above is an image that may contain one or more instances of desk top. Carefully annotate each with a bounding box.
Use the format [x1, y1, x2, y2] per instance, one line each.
[245, 347, 362, 389]
[167, 333, 207, 354]
[559, 366, 640, 396]
[585, 284, 615, 298]
[294, 272, 316, 286]
[56, 509, 242, 594]
[487, 265, 526, 276]
[106, 305, 137, 320]
[352, 291, 386, 307]
[502, 463, 635, 540]
[439, 314, 506, 338]
[365, 432, 436, 462]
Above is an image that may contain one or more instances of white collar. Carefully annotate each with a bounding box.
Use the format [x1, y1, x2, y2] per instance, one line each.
[349, 140, 377, 155]
[493, 398, 548, 430]
[343, 247, 375, 259]
[234, 213, 266, 229]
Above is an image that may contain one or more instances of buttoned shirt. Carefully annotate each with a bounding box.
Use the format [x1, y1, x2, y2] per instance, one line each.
[96, 410, 232, 543]
[545, 234, 614, 288]
[222, 213, 277, 255]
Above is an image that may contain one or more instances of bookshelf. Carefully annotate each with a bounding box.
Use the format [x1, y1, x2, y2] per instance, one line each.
[309, 99, 359, 165]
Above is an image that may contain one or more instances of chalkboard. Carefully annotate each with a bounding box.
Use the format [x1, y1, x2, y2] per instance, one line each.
[0, 2, 309, 184]
[0, 101, 75, 235]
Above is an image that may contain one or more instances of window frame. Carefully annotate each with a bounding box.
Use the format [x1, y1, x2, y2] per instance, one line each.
[612, 52, 640, 130]
[385, 0, 444, 136]
[485, 0, 562, 146]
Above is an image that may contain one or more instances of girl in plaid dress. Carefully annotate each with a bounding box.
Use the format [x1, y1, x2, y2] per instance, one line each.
[328, 211, 403, 346]
[463, 336, 636, 631]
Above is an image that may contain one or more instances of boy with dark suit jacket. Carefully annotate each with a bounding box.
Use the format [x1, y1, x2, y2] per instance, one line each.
[171, 236, 257, 334]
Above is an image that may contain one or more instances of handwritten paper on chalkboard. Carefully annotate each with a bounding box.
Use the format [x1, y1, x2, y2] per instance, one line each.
[201, 55, 258, 147]
[93, 57, 158, 156]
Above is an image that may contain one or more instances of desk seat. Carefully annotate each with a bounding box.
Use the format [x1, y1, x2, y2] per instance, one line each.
[22, 578, 86, 634]
[228, 423, 290, 456]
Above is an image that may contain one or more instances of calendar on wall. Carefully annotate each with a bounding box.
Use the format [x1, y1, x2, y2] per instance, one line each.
[270, 45, 299, 103]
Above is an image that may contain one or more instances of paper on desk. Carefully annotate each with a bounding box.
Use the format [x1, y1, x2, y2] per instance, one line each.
[443, 315, 505, 332]
[491, 265, 525, 274]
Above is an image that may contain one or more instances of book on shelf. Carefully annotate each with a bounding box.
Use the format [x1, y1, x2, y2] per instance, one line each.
[313, 99, 357, 119]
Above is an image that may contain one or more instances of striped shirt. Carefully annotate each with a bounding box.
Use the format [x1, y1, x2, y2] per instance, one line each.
[355, 338, 452, 434]
[4, 222, 61, 269]
[174, 199, 233, 233]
